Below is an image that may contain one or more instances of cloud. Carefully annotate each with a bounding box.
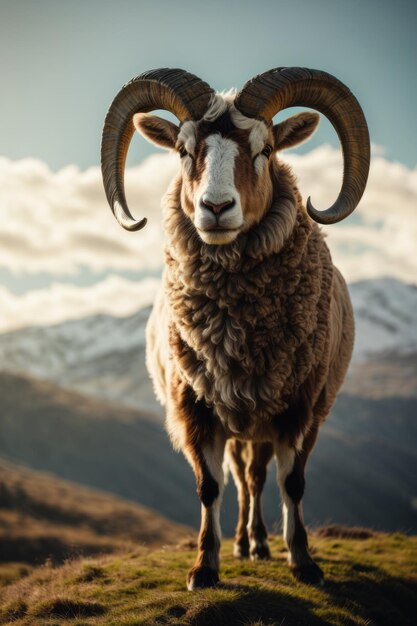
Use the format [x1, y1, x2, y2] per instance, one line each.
[0, 153, 177, 274]
[286, 146, 417, 284]
[0, 275, 161, 333]
[0, 146, 416, 332]
[1, 147, 416, 285]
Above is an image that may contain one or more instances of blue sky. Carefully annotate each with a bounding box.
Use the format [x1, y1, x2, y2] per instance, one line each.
[1, 0, 416, 169]
[0, 0, 416, 331]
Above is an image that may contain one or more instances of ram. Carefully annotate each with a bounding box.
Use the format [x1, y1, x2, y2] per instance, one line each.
[101, 67, 370, 589]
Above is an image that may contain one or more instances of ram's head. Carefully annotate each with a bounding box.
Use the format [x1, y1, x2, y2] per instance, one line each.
[101, 68, 370, 244]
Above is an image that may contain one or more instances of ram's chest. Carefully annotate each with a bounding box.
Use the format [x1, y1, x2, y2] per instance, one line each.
[168, 281, 325, 433]
[178, 297, 272, 376]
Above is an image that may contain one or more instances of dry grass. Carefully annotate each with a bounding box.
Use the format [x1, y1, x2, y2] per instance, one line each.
[0, 531, 416, 625]
[0, 458, 191, 567]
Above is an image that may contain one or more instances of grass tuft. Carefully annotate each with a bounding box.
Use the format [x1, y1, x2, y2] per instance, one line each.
[2, 599, 28, 621]
[76, 564, 105, 583]
[31, 597, 107, 618]
[314, 525, 377, 540]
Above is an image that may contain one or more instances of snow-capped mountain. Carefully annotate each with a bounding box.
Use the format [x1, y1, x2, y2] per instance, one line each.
[349, 277, 417, 361]
[0, 277, 415, 410]
[0, 305, 159, 415]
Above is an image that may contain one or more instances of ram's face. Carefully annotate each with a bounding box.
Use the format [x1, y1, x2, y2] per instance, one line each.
[175, 114, 274, 245]
[134, 95, 319, 246]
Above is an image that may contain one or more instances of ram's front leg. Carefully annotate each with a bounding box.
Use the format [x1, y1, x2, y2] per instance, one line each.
[187, 430, 225, 590]
[169, 380, 226, 590]
[275, 429, 324, 586]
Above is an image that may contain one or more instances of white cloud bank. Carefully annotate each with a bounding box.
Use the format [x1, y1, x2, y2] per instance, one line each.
[0, 153, 177, 274]
[0, 147, 416, 331]
[1, 147, 417, 283]
[0, 275, 161, 333]
[286, 147, 417, 284]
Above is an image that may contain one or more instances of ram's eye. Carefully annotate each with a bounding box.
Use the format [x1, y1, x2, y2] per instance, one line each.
[261, 144, 273, 158]
[178, 146, 190, 159]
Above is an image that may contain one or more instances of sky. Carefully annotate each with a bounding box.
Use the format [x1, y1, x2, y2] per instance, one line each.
[1, 0, 416, 169]
[0, 0, 416, 332]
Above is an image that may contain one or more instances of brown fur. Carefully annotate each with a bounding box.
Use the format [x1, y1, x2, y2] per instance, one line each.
[162, 160, 341, 440]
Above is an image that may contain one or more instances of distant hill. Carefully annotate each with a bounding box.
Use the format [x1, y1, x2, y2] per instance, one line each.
[0, 372, 197, 526]
[1, 277, 415, 414]
[1, 530, 416, 626]
[0, 275, 416, 535]
[0, 458, 190, 566]
[0, 370, 416, 535]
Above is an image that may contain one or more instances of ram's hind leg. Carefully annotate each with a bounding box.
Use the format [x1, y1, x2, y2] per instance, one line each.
[246, 442, 274, 560]
[228, 441, 273, 560]
[227, 440, 250, 557]
[275, 426, 324, 586]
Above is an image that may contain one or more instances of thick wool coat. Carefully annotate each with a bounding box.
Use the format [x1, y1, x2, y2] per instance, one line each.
[146, 160, 354, 443]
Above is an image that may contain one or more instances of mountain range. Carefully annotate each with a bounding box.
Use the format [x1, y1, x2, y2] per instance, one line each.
[0, 277, 415, 413]
[0, 276, 416, 535]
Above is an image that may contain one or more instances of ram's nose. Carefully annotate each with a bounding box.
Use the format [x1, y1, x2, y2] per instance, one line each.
[200, 197, 236, 215]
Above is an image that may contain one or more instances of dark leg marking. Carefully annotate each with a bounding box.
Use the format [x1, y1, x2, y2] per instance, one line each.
[285, 461, 305, 504]
[187, 436, 225, 591]
[276, 436, 324, 586]
[197, 459, 219, 508]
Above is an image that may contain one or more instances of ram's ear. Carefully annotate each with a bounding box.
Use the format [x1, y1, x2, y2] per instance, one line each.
[273, 112, 320, 151]
[133, 113, 179, 150]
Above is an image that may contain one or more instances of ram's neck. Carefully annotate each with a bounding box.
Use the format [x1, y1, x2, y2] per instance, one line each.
[163, 161, 304, 275]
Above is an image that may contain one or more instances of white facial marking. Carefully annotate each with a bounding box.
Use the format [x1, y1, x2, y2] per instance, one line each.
[248, 121, 269, 156]
[194, 134, 243, 243]
[253, 155, 265, 176]
[178, 93, 272, 244]
[249, 122, 270, 176]
[230, 107, 269, 176]
[203, 134, 239, 204]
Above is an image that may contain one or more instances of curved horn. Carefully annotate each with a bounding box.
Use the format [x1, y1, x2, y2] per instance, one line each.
[101, 68, 214, 231]
[235, 67, 370, 224]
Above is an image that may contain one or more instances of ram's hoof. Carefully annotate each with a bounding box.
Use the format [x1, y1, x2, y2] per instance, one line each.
[291, 561, 324, 586]
[250, 540, 271, 561]
[187, 566, 219, 590]
[233, 540, 250, 558]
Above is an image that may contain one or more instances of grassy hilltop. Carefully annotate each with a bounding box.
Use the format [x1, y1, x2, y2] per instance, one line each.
[1, 449, 416, 625]
[0, 458, 189, 568]
[1, 530, 416, 626]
